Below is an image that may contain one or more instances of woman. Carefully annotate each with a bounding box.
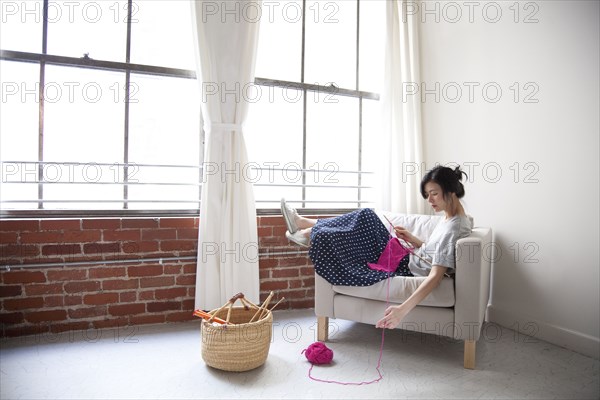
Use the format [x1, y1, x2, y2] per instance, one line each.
[281, 165, 473, 330]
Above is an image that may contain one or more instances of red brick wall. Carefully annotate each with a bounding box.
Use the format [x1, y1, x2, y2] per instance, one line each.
[0, 215, 314, 338]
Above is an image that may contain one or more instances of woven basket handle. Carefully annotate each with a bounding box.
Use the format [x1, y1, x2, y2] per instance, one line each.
[211, 293, 261, 324]
[229, 292, 245, 303]
[208, 302, 230, 324]
[224, 293, 250, 322]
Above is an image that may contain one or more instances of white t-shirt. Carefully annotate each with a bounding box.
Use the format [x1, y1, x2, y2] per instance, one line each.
[408, 214, 473, 277]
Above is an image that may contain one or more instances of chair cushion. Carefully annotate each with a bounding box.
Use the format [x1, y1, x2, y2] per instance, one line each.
[332, 276, 455, 307]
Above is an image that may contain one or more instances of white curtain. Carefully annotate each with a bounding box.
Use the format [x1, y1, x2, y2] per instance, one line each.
[378, 0, 425, 215]
[191, 1, 261, 310]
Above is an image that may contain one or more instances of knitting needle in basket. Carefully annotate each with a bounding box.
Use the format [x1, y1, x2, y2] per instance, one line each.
[250, 291, 273, 323]
[257, 296, 285, 321]
[259, 292, 280, 320]
[193, 310, 228, 324]
[268, 297, 285, 312]
[258, 291, 275, 320]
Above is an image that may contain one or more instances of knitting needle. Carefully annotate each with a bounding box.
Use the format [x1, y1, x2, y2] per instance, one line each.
[193, 310, 228, 325]
[249, 307, 261, 323]
[384, 214, 416, 248]
[250, 295, 268, 322]
[383, 214, 398, 237]
[384, 215, 434, 266]
[250, 291, 273, 323]
[257, 291, 274, 321]
[268, 297, 285, 313]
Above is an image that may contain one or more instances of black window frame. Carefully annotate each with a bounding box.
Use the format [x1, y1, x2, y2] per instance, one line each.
[0, 0, 380, 219]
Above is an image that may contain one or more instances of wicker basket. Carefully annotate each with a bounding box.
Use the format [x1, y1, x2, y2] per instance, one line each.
[201, 295, 273, 372]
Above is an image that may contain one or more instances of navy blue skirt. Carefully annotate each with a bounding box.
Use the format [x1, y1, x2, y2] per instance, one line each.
[309, 208, 413, 286]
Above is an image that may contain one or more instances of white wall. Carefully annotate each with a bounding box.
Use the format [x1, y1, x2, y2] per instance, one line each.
[416, 1, 599, 358]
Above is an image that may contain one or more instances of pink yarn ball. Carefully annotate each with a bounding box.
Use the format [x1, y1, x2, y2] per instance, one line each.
[302, 342, 334, 365]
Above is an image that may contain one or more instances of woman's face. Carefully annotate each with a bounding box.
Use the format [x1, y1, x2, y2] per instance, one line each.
[424, 181, 447, 213]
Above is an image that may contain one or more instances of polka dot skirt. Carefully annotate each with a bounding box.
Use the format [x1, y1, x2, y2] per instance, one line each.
[309, 208, 413, 286]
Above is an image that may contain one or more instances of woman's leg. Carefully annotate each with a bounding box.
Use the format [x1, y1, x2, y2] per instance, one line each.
[292, 209, 374, 249]
[309, 208, 399, 286]
[281, 199, 315, 247]
[296, 216, 317, 229]
[286, 227, 312, 247]
[281, 199, 318, 233]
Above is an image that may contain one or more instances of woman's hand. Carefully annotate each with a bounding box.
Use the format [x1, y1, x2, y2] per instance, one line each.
[375, 304, 409, 330]
[393, 226, 423, 248]
[375, 266, 448, 330]
[375, 265, 448, 329]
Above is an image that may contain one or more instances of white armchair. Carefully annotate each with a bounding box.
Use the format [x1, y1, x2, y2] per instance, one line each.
[314, 212, 492, 369]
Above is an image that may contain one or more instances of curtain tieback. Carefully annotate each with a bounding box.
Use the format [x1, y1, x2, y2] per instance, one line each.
[207, 123, 242, 133]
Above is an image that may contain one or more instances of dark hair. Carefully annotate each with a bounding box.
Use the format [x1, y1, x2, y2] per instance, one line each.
[420, 165, 467, 199]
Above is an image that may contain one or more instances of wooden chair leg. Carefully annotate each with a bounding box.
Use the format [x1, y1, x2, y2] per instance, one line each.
[317, 316, 329, 342]
[464, 340, 476, 369]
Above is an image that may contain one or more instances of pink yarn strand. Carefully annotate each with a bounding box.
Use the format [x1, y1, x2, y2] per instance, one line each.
[307, 234, 396, 385]
[307, 324, 387, 385]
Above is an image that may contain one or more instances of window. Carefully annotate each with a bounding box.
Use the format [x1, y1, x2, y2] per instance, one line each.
[0, 0, 201, 215]
[0, 0, 385, 216]
[247, 0, 385, 211]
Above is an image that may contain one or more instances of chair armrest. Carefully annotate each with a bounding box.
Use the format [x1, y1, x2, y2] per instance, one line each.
[454, 227, 492, 341]
[315, 273, 335, 318]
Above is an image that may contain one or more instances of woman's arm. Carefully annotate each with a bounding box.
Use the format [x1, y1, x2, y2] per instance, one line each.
[375, 265, 447, 329]
[393, 226, 424, 248]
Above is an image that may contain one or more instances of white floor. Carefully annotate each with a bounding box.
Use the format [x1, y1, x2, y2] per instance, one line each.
[1, 309, 598, 400]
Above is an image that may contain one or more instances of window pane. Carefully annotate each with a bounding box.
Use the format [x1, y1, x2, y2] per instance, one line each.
[360, 97, 383, 207]
[359, 0, 386, 93]
[128, 74, 201, 209]
[0, 0, 43, 53]
[305, 94, 359, 208]
[255, 0, 302, 82]
[304, 0, 357, 89]
[43, 66, 125, 209]
[246, 85, 304, 208]
[0, 60, 40, 209]
[130, 0, 196, 70]
[0, 61, 39, 161]
[46, 0, 127, 62]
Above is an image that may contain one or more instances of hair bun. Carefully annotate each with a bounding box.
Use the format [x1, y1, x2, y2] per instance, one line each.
[454, 166, 467, 181]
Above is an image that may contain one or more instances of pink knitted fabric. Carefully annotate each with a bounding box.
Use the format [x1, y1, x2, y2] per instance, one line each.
[367, 237, 412, 272]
